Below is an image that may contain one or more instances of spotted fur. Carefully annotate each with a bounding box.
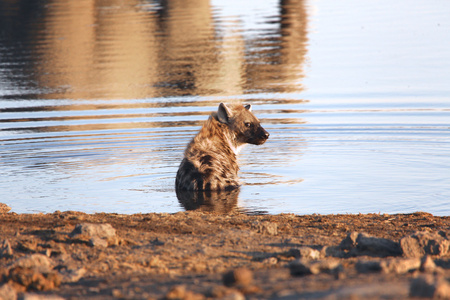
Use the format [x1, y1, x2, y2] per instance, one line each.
[176, 103, 269, 191]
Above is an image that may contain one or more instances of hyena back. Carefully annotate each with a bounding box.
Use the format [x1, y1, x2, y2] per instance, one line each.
[176, 103, 269, 191]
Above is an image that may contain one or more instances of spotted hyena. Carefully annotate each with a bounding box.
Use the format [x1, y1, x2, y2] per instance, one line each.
[176, 103, 269, 191]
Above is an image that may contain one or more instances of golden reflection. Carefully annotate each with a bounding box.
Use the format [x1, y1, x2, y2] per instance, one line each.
[22, 0, 309, 99]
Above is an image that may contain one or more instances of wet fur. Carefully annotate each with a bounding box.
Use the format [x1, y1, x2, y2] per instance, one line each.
[176, 103, 269, 191]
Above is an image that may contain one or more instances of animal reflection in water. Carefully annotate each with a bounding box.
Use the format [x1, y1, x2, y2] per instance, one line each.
[176, 188, 240, 212]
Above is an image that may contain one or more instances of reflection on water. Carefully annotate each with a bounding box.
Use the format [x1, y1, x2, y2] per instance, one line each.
[0, 0, 306, 99]
[176, 188, 240, 213]
[1, 0, 450, 215]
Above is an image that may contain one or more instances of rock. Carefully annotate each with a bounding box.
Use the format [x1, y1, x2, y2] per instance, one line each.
[164, 285, 204, 300]
[0, 239, 13, 258]
[289, 259, 342, 276]
[410, 275, 450, 298]
[261, 257, 278, 265]
[69, 223, 117, 247]
[355, 260, 382, 273]
[0, 203, 11, 214]
[400, 231, 450, 258]
[339, 231, 359, 250]
[0, 283, 17, 300]
[356, 233, 402, 256]
[17, 239, 38, 253]
[21, 294, 65, 300]
[223, 268, 253, 287]
[420, 255, 438, 273]
[219, 291, 245, 300]
[339, 232, 401, 257]
[7, 267, 61, 291]
[12, 254, 52, 273]
[356, 258, 420, 275]
[321, 246, 343, 258]
[288, 247, 320, 260]
[253, 222, 278, 236]
[59, 267, 86, 283]
[165, 285, 187, 299]
[8, 254, 60, 291]
[89, 237, 108, 248]
[380, 258, 421, 274]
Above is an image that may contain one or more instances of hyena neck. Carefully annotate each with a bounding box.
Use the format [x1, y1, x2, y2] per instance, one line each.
[203, 115, 242, 156]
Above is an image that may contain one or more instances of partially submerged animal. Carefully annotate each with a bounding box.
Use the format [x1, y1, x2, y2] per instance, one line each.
[176, 103, 269, 191]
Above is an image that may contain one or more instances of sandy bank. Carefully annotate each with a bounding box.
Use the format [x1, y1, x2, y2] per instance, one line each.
[1, 205, 450, 299]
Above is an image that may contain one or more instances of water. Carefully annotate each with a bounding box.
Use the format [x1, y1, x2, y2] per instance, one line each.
[1, 0, 449, 215]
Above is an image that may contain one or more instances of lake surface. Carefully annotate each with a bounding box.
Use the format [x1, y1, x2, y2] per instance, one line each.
[1, 0, 449, 215]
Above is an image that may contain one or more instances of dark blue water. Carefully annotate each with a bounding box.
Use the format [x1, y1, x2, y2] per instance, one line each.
[1, 0, 449, 215]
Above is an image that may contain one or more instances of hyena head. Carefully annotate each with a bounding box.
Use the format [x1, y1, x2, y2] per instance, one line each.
[217, 103, 269, 145]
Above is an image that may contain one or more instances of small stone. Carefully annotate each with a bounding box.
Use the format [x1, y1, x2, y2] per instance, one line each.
[21, 293, 65, 300]
[165, 285, 204, 300]
[69, 223, 117, 247]
[219, 291, 245, 300]
[356, 233, 402, 256]
[255, 222, 278, 236]
[112, 289, 124, 298]
[69, 223, 116, 239]
[289, 259, 342, 276]
[321, 246, 343, 258]
[59, 267, 86, 283]
[223, 268, 253, 287]
[0, 203, 11, 214]
[420, 255, 437, 273]
[288, 247, 320, 260]
[0, 239, 13, 258]
[355, 260, 382, 273]
[339, 232, 401, 256]
[410, 275, 450, 298]
[401, 231, 450, 258]
[339, 232, 359, 250]
[380, 258, 421, 274]
[0, 283, 17, 300]
[261, 257, 278, 265]
[89, 237, 108, 248]
[8, 266, 61, 291]
[12, 254, 52, 273]
[17, 239, 38, 253]
[309, 259, 342, 275]
[289, 260, 311, 276]
[165, 285, 186, 299]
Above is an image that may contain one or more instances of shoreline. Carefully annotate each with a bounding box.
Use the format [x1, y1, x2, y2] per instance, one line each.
[1, 206, 450, 299]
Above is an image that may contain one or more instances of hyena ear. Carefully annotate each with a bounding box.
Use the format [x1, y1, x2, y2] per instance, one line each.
[244, 104, 252, 112]
[217, 103, 232, 124]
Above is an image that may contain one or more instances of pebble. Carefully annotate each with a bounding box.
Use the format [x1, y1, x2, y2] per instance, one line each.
[289, 259, 342, 276]
[355, 232, 402, 256]
[420, 255, 442, 274]
[69, 223, 117, 247]
[0, 203, 11, 214]
[164, 284, 204, 300]
[12, 254, 52, 273]
[0, 239, 13, 258]
[288, 247, 321, 260]
[0, 283, 17, 300]
[401, 231, 450, 258]
[223, 268, 253, 287]
[410, 275, 450, 298]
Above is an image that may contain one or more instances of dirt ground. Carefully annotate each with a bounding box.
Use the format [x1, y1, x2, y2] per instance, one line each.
[1, 203, 450, 299]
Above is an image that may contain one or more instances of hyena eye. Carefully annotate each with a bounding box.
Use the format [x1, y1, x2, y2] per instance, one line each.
[244, 122, 251, 128]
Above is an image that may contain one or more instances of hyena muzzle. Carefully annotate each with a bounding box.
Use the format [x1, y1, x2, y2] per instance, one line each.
[175, 103, 269, 191]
